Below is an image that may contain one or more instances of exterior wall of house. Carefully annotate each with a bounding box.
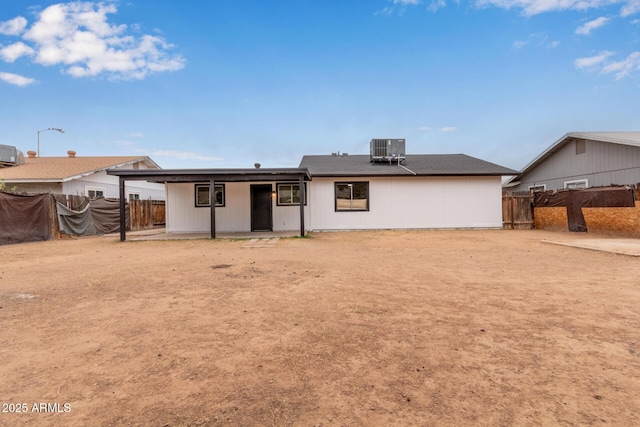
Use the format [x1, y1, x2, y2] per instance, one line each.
[513, 139, 640, 191]
[62, 169, 165, 200]
[308, 175, 502, 230]
[166, 182, 310, 233]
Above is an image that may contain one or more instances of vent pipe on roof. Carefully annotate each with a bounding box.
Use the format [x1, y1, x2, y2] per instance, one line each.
[254, 163, 261, 169]
[67, 150, 76, 158]
[27, 151, 36, 158]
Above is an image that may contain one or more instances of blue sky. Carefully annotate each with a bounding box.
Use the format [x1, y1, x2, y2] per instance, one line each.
[0, 0, 638, 170]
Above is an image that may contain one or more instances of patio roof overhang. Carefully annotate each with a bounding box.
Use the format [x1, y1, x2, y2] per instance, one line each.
[106, 168, 311, 241]
[106, 167, 311, 183]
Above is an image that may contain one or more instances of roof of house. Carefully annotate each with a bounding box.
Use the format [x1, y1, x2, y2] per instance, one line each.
[506, 132, 640, 185]
[0, 156, 160, 182]
[299, 154, 518, 177]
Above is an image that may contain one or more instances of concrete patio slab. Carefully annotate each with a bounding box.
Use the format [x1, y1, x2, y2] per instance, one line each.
[127, 230, 299, 241]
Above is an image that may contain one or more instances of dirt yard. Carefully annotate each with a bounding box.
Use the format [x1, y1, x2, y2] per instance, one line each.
[1, 229, 639, 426]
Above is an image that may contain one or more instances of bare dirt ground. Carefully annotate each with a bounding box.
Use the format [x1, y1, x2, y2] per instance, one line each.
[1, 229, 639, 426]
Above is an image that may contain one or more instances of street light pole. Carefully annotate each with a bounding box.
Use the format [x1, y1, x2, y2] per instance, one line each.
[37, 127, 64, 157]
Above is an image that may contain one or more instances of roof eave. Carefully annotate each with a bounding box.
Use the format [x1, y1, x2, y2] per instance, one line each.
[310, 172, 515, 177]
[0, 178, 63, 183]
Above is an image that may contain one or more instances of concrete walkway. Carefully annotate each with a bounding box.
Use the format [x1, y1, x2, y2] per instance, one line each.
[241, 237, 280, 248]
[542, 237, 640, 257]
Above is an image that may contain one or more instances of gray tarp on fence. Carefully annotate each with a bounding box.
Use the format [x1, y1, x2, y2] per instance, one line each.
[56, 197, 129, 236]
[56, 201, 96, 236]
[0, 192, 51, 244]
[90, 197, 129, 234]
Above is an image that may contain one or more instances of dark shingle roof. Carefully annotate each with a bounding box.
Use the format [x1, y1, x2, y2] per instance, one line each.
[299, 154, 517, 177]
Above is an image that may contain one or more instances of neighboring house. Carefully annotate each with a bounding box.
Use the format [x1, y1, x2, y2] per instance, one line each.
[505, 132, 640, 192]
[108, 140, 517, 238]
[0, 150, 165, 200]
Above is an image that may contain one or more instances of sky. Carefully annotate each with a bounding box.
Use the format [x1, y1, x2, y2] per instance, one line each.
[0, 0, 638, 170]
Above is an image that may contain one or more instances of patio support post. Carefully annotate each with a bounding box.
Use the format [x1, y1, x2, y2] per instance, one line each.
[299, 174, 305, 237]
[209, 178, 216, 239]
[119, 177, 126, 241]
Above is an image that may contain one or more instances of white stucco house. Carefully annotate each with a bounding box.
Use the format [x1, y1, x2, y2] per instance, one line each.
[0, 150, 165, 200]
[108, 139, 517, 240]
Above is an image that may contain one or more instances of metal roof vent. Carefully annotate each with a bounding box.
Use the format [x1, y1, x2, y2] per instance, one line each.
[0, 144, 18, 167]
[370, 139, 406, 164]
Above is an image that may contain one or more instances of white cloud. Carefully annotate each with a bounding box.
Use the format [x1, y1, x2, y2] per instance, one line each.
[0, 16, 27, 36]
[512, 33, 557, 50]
[377, 0, 423, 15]
[0, 71, 36, 86]
[0, 42, 35, 62]
[621, 0, 640, 16]
[574, 50, 640, 79]
[384, 0, 637, 17]
[152, 150, 223, 162]
[128, 132, 144, 138]
[0, 2, 185, 80]
[375, 7, 395, 15]
[601, 51, 640, 78]
[574, 50, 615, 68]
[548, 40, 560, 48]
[428, 0, 447, 12]
[417, 126, 433, 130]
[513, 40, 529, 49]
[475, 0, 623, 16]
[576, 16, 610, 35]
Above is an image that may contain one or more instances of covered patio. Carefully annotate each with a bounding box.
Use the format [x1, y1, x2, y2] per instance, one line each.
[107, 168, 311, 241]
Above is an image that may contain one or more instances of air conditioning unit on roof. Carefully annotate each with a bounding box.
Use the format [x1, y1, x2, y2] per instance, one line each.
[370, 139, 406, 163]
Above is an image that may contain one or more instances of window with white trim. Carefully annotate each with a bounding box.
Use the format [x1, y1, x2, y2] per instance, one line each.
[128, 193, 140, 200]
[277, 183, 307, 206]
[564, 179, 588, 189]
[528, 184, 546, 192]
[86, 186, 106, 199]
[335, 182, 369, 211]
[195, 184, 225, 207]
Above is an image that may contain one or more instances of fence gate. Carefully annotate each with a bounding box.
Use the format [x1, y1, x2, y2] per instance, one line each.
[502, 191, 534, 229]
[130, 200, 166, 230]
[152, 200, 165, 226]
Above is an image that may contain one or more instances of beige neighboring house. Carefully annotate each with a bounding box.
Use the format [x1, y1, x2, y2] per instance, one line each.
[0, 150, 165, 200]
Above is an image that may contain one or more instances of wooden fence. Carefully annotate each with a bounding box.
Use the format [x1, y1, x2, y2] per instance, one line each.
[502, 191, 534, 230]
[52, 194, 165, 232]
[130, 199, 165, 230]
